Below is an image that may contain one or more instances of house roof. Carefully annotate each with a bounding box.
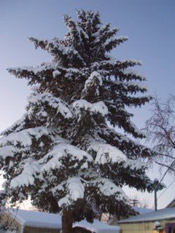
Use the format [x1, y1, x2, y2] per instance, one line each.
[9, 209, 62, 229]
[134, 207, 153, 215]
[167, 198, 175, 208]
[74, 220, 119, 233]
[119, 208, 175, 224]
[8, 209, 119, 233]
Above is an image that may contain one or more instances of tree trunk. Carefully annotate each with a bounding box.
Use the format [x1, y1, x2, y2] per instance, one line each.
[62, 209, 73, 233]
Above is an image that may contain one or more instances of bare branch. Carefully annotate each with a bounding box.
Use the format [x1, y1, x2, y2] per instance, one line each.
[145, 95, 175, 176]
[154, 161, 175, 173]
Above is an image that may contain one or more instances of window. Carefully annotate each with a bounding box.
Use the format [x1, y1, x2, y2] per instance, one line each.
[165, 223, 175, 233]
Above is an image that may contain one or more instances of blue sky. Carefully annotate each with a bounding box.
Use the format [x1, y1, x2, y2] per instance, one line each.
[0, 0, 175, 209]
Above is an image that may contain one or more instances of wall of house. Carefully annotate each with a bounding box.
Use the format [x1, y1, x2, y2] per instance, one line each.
[119, 219, 175, 233]
[0, 211, 21, 233]
[23, 226, 60, 233]
[119, 222, 155, 233]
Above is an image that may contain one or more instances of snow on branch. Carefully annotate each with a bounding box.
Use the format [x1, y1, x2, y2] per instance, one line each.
[1, 116, 26, 136]
[10, 158, 40, 188]
[41, 143, 92, 172]
[82, 71, 102, 98]
[104, 37, 128, 52]
[124, 159, 147, 171]
[92, 59, 142, 72]
[73, 100, 108, 118]
[88, 143, 126, 164]
[29, 37, 85, 66]
[0, 145, 16, 159]
[92, 24, 119, 42]
[0, 127, 51, 148]
[28, 92, 73, 119]
[67, 177, 85, 201]
[7, 62, 59, 82]
[58, 177, 85, 207]
[96, 178, 128, 200]
[63, 14, 83, 46]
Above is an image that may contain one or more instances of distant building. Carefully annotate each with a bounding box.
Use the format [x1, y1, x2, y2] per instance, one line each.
[108, 207, 153, 225]
[133, 207, 153, 215]
[0, 209, 119, 233]
[0, 209, 61, 233]
[119, 208, 175, 233]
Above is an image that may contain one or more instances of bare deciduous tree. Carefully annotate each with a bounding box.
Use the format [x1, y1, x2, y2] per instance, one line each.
[145, 95, 175, 175]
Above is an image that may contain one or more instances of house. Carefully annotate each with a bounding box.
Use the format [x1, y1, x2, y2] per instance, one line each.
[133, 207, 153, 215]
[108, 207, 153, 225]
[0, 209, 119, 233]
[119, 208, 175, 233]
[0, 209, 62, 233]
[167, 198, 175, 208]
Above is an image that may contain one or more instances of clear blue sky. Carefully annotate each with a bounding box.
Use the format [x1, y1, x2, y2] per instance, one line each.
[0, 0, 175, 209]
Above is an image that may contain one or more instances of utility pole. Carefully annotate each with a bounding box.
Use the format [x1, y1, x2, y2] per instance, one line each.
[153, 179, 164, 211]
[154, 187, 158, 211]
[130, 199, 139, 207]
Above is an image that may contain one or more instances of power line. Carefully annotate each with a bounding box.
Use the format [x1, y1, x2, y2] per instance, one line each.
[159, 160, 175, 183]
[157, 180, 175, 200]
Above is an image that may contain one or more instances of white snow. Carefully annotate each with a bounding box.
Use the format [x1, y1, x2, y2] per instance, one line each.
[74, 219, 120, 233]
[10, 158, 40, 188]
[0, 127, 51, 148]
[104, 36, 128, 48]
[0, 230, 16, 233]
[41, 143, 92, 172]
[91, 102, 108, 116]
[134, 207, 153, 215]
[9, 209, 62, 229]
[1, 117, 25, 136]
[129, 121, 146, 137]
[52, 70, 61, 78]
[0, 146, 15, 159]
[9, 62, 59, 75]
[126, 80, 147, 91]
[28, 92, 73, 119]
[123, 67, 144, 78]
[88, 143, 126, 164]
[7, 209, 119, 233]
[67, 177, 84, 201]
[73, 100, 108, 117]
[119, 208, 175, 223]
[58, 196, 70, 208]
[82, 71, 103, 97]
[58, 177, 85, 207]
[124, 159, 146, 170]
[35, 38, 85, 65]
[97, 178, 128, 200]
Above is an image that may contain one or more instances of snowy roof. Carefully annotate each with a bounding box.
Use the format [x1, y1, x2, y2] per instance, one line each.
[119, 208, 175, 224]
[8, 209, 119, 233]
[9, 209, 62, 229]
[74, 219, 119, 233]
[134, 207, 153, 215]
[167, 198, 175, 208]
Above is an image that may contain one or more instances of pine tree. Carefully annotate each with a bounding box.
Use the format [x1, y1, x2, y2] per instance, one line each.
[0, 10, 155, 233]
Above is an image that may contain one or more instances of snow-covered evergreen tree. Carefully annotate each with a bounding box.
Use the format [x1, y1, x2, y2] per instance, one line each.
[0, 10, 154, 233]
